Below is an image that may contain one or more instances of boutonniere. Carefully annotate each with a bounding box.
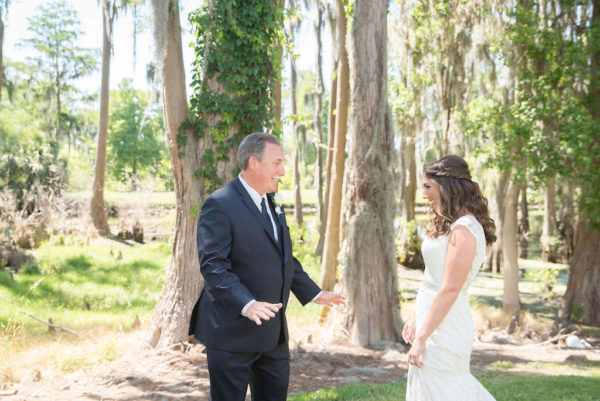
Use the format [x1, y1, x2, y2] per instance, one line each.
[271, 192, 284, 215]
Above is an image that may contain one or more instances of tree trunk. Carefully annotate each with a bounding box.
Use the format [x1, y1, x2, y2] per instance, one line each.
[486, 169, 509, 273]
[273, 0, 284, 130]
[557, 178, 575, 261]
[290, 36, 303, 225]
[397, 123, 423, 269]
[0, 15, 3, 105]
[502, 175, 521, 322]
[340, 0, 401, 346]
[90, 1, 113, 236]
[319, 0, 348, 291]
[316, 6, 338, 257]
[558, 209, 600, 325]
[147, 0, 203, 347]
[518, 179, 529, 259]
[541, 177, 557, 262]
[314, 4, 324, 236]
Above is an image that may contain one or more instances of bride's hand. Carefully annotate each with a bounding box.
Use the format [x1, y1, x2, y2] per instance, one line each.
[402, 317, 416, 344]
[407, 338, 425, 368]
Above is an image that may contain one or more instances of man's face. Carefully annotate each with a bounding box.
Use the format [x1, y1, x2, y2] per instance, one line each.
[249, 142, 285, 195]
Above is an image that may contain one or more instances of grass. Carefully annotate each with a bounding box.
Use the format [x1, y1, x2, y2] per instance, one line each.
[0, 236, 170, 382]
[0, 237, 169, 332]
[66, 190, 175, 208]
[285, 219, 323, 322]
[289, 363, 600, 401]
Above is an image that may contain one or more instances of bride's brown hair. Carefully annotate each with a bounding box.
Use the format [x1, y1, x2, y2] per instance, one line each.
[424, 155, 496, 243]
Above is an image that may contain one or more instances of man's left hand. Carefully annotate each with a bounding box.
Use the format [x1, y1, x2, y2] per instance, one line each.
[314, 291, 346, 307]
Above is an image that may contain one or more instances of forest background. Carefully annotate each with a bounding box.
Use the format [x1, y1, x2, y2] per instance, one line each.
[0, 0, 599, 400]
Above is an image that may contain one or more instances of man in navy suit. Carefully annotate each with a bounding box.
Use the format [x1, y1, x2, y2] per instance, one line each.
[190, 132, 345, 401]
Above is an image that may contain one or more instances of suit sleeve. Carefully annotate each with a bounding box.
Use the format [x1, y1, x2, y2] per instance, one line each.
[197, 196, 254, 312]
[290, 256, 321, 306]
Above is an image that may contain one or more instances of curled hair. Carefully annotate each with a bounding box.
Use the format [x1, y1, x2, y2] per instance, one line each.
[424, 155, 496, 244]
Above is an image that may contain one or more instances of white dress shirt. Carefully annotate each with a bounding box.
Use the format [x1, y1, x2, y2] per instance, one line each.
[239, 174, 278, 241]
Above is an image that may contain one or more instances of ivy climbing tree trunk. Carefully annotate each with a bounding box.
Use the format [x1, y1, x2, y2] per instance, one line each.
[339, 0, 402, 346]
[147, 0, 203, 347]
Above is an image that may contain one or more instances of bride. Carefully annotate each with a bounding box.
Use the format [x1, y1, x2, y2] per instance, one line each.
[403, 155, 497, 401]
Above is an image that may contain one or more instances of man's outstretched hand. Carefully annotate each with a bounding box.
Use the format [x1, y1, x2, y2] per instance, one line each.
[246, 301, 283, 326]
[314, 291, 346, 307]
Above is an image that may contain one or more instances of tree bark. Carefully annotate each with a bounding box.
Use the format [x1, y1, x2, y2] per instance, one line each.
[290, 28, 303, 225]
[319, 0, 348, 291]
[485, 169, 509, 273]
[273, 0, 284, 130]
[90, 0, 113, 236]
[316, 5, 338, 257]
[0, 15, 4, 105]
[518, 179, 529, 259]
[147, 0, 203, 347]
[314, 4, 324, 236]
[340, 0, 401, 346]
[541, 177, 557, 262]
[397, 123, 423, 269]
[502, 175, 521, 322]
[558, 209, 600, 325]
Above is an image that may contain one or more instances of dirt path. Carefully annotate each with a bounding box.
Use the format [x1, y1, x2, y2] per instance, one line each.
[2, 335, 598, 401]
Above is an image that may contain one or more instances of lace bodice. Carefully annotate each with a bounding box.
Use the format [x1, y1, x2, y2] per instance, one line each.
[420, 215, 486, 295]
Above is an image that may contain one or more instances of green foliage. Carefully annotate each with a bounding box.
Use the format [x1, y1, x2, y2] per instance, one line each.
[22, 0, 98, 143]
[465, 1, 600, 229]
[0, 141, 67, 211]
[187, 0, 283, 191]
[523, 267, 559, 298]
[107, 79, 166, 189]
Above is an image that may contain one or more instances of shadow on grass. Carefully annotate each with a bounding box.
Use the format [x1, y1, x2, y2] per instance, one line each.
[471, 294, 502, 308]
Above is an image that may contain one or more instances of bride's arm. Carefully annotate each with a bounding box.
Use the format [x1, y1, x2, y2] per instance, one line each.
[407, 225, 476, 366]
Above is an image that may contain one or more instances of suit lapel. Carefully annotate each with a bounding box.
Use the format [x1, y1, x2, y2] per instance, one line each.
[273, 200, 289, 262]
[233, 178, 280, 250]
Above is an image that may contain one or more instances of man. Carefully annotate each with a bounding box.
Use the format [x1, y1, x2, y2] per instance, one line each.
[189, 132, 345, 401]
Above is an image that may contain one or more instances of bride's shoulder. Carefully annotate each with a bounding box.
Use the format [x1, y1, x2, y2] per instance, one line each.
[451, 215, 484, 237]
[451, 215, 482, 230]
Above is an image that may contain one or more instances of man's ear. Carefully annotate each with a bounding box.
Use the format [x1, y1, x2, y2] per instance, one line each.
[246, 156, 254, 171]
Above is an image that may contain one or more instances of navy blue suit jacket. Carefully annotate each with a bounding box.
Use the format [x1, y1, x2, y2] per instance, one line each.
[189, 177, 321, 353]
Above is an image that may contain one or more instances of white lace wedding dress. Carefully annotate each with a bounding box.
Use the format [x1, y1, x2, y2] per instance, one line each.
[406, 215, 495, 401]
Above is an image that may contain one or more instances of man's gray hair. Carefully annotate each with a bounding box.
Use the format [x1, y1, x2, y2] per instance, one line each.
[237, 132, 280, 170]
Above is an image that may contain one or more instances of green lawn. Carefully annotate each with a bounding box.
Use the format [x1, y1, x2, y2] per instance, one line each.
[0, 237, 170, 335]
[289, 373, 600, 401]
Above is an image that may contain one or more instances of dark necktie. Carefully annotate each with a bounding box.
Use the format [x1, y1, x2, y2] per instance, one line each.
[261, 198, 274, 238]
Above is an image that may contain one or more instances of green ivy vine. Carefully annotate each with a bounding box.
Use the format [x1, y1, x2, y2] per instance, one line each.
[186, 0, 284, 190]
